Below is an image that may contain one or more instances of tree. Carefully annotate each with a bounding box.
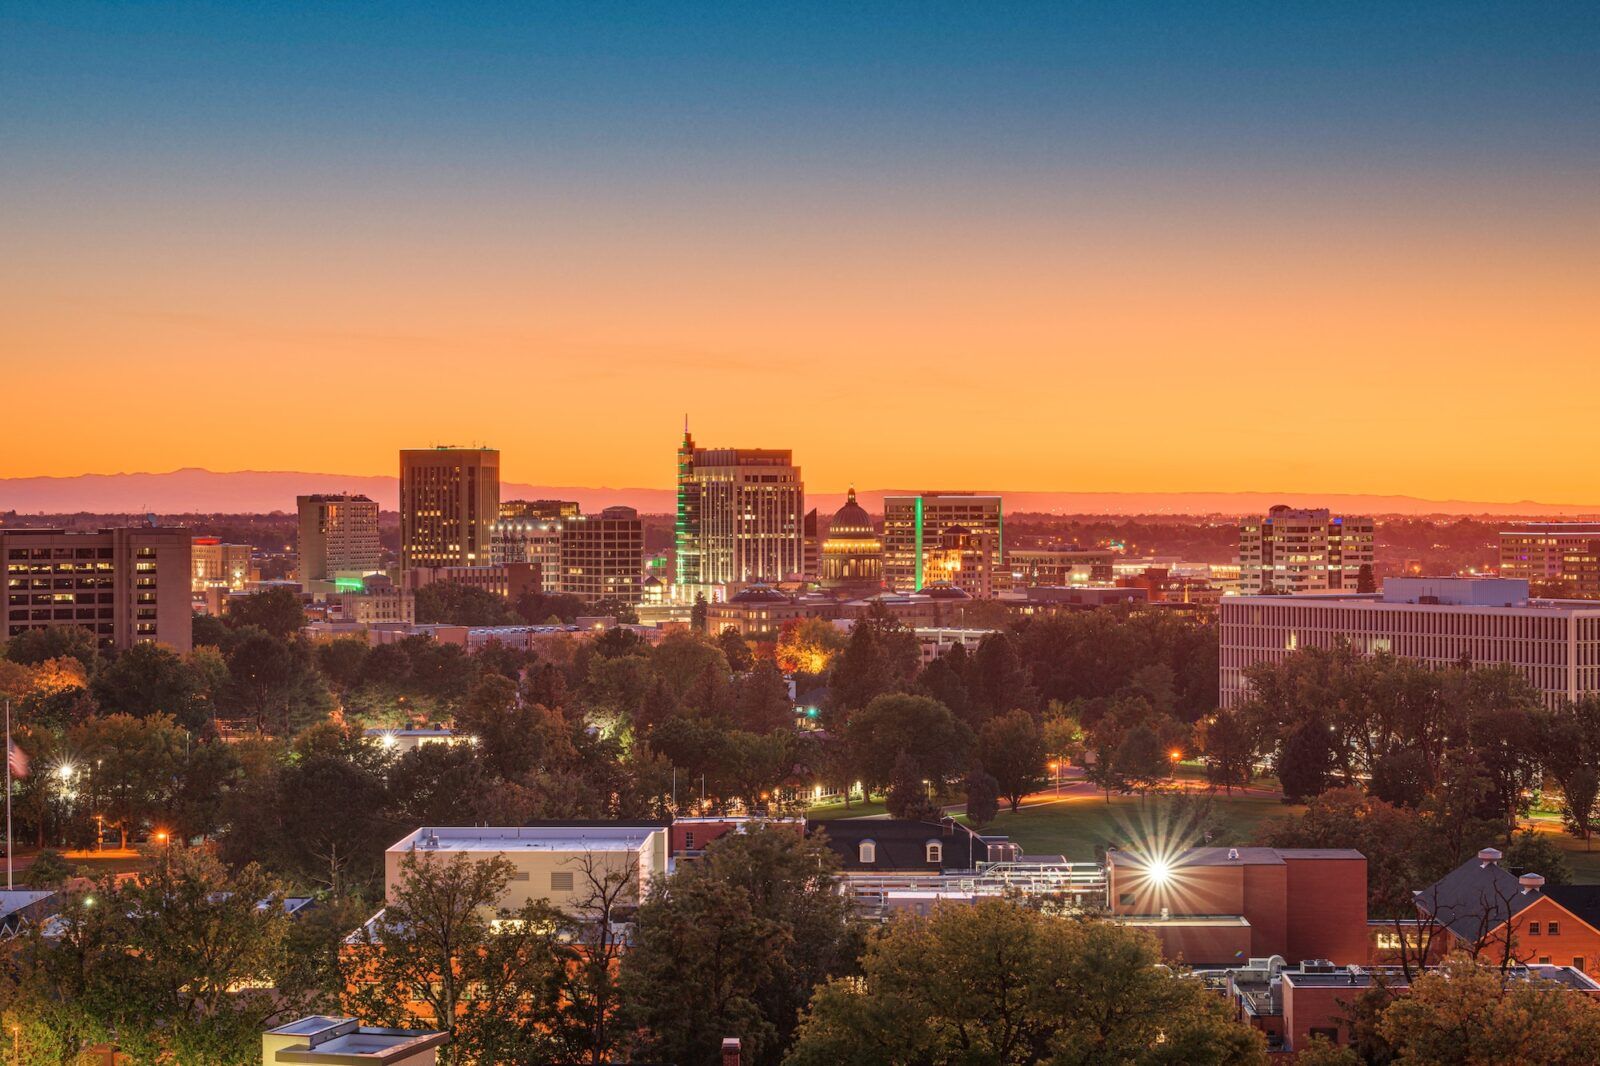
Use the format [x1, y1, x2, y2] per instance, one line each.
[968, 632, 1033, 724]
[3, 626, 98, 670]
[1356, 563, 1377, 594]
[1277, 720, 1338, 802]
[827, 605, 919, 716]
[91, 642, 207, 729]
[965, 770, 1000, 829]
[221, 629, 331, 734]
[344, 850, 573, 1065]
[690, 593, 708, 633]
[775, 616, 848, 676]
[69, 713, 186, 848]
[843, 694, 972, 797]
[1376, 955, 1600, 1065]
[718, 627, 755, 672]
[786, 900, 1266, 1066]
[514, 589, 587, 625]
[21, 848, 74, 888]
[225, 587, 306, 640]
[885, 752, 941, 820]
[623, 827, 859, 1066]
[976, 708, 1047, 812]
[650, 630, 730, 700]
[1194, 708, 1257, 793]
[453, 674, 575, 780]
[316, 637, 371, 690]
[1114, 722, 1174, 797]
[1548, 695, 1600, 848]
[1502, 828, 1572, 885]
[2, 848, 307, 1065]
[414, 582, 520, 626]
[732, 659, 794, 734]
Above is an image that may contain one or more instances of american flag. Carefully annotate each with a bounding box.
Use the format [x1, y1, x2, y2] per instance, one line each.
[6, 741, 27, 780]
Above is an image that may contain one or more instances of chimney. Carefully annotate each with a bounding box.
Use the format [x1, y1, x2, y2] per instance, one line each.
[722, 1037, 742, 1066]
[1520, 873, 1546, 894]
[1478, 847, 1502, 866]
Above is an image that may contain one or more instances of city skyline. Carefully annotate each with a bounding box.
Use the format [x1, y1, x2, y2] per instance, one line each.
[4, 3, 1597, 501]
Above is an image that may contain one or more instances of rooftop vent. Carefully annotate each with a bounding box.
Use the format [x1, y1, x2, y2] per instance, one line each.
[1228, 848, 1240, 861]
[1520, 873, 1546, 893]
[1301, 959, 1337, 974]
[1478, 847, 1503, 866]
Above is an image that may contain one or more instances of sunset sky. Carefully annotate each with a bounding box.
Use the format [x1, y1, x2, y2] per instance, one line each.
[2, 3, 1596, 502]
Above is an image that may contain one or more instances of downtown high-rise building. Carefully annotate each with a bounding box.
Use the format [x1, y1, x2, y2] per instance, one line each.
[2, 526, 193, 652]
[297, 493, 382, 595]
[881, 494, 1004, 593]
[399, 447, 500, 570]
[560, 506, 645, 605]
[1499, 522, 1600, 582]
[674, 428, 805, 594]
[1236, 506, 1374, 595]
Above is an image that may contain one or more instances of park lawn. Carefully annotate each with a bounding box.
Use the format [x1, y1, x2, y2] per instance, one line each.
[950, 790, 1302, 863]
[805, 798, 890, 821]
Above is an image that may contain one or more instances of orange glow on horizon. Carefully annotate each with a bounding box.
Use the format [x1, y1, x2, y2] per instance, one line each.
[3, 173, 1596, 502]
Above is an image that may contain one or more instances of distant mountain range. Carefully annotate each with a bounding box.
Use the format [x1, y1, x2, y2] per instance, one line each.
[3, 467, 1599, 518]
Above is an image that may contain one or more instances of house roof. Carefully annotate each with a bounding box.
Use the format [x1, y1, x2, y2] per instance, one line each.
[1415, 855, 1540, 941]
[806, 817, 982, 872]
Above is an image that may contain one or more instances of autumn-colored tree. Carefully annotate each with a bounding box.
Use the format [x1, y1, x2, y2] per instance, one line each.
[1376, 955, 1600, 1065]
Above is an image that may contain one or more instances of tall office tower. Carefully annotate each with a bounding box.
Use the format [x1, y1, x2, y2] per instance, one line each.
[296, 493, 382, 595]
[674, 429, 805, 594]
[500, 499, 580, 522]
[560, 506, 645, 604]
[2, 527, 193, 652]
[1237, 506, 1375, 595]
[1500, 522, 1600, 582]
[399, 447, 500, 570]
[881, 494, 1004, 593]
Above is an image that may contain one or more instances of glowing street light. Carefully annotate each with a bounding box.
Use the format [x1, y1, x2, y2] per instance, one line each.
[55, 762, 75, 782]
[1145, 859, 1173, 886]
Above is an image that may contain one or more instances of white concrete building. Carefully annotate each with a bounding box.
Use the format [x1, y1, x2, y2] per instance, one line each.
[1220, 578, 1600, 709]
[384, 824, 670, 911]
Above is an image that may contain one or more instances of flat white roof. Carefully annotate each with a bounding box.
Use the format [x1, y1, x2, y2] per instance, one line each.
[390, 826, 660, 855]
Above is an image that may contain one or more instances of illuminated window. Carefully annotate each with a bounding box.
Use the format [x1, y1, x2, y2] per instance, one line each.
[925, 841, 942, 864]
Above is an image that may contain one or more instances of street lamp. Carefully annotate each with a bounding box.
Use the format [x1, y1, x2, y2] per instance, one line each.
[1048, 761, 1061, 794]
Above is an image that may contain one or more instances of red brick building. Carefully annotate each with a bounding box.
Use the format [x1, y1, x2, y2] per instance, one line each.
[1106, 846, 1368, 966]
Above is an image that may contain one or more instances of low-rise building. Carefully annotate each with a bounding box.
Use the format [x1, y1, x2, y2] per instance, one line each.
[384, 824, 670, 912]
[1411, 846, 1600, 976]
[263, 1016, 447, 1065]
[401, 562, 538, 603]
[1106, 846, 1369, 966]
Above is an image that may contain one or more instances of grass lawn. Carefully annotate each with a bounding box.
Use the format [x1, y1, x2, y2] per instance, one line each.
[805, 798, 890, 821]
[948, 791, 1301, 862]
[806, 788, 1302, 862]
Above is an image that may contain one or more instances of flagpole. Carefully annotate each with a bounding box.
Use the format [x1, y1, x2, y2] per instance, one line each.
[5, 699, 13, 891]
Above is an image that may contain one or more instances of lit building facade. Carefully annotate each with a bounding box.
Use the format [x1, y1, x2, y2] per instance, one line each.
[559, 506, 644, 604]
[190, 537, 252, 593]
[296, 493, 382, 595]
[1220, 578, 1600, 709]
[500, 499, 579, 522]
[673, 429, 805, 594]
[881, 494, 1003, 593]
[399, 448, 499, 570]
[489, 517, 562, 587]
[2, 527, 192, 652]
[820, 488, 883, 594]
[1500, 522, 1600, 581]
[1007, 548, 1115, 587]
[401, 562, 538, 602]
[1236, 506, 1374, 595]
